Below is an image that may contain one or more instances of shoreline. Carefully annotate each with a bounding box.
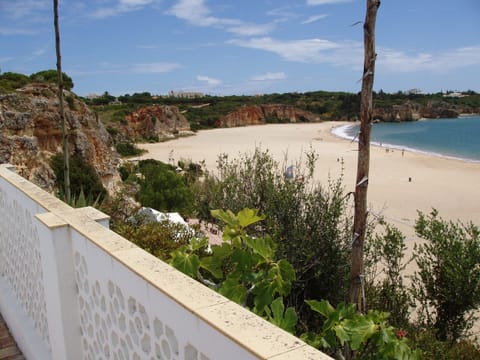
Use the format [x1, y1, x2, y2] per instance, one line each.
[332, 119, 480, 164]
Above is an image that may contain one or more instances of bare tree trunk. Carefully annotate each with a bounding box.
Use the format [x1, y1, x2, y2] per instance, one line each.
[349, 0, 380, 312]
[53, 0, 71, 203]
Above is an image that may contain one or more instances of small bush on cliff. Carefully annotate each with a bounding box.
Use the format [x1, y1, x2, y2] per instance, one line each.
[30, 69, 74, 90]
[51, 153, 107, 203]
[0, 72, 30, 93]
[115, 142, 145, 157]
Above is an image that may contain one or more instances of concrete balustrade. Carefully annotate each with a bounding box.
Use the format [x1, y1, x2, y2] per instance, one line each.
[0, 164, 330, 360]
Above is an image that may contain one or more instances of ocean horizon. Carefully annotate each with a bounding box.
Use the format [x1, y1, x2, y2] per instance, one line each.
[332, 115, 480, 163]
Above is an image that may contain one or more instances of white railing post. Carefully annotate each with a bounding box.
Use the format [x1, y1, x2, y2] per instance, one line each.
[36, 212, 83, 360]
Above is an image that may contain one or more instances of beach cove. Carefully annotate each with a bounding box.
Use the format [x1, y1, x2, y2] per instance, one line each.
[135, 122, 480, 246]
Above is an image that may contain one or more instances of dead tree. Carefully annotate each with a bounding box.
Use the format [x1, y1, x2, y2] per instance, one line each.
[349, 0, 381, 312]
[53, 0, 71, 203]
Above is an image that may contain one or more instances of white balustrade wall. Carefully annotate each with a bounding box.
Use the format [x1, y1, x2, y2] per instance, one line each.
[0, 164, 330, 360]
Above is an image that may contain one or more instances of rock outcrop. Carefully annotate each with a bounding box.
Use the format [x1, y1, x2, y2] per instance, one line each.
[217, 104, 321, 127]
[372, 101, 468, 122]
[122, 105, 192, 141]
[0, 83, 120, 193]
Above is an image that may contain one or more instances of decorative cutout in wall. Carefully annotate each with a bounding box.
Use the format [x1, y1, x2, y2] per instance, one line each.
[0, 188, 50, 350]
[74, 251, 210, 360]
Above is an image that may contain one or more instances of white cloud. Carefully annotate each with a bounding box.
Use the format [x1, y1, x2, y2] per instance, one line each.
[91, 0, 157, 19]
[227, 23, 276, 36]
[197, 75, 221, 86]
[133, 62, 182, 73]
[168, 0, 235, 26]
[307, 0, 351, 5]
[168, 0, 274, 36]
[2, 0, 49, 19]
[228, 37, 345, 63]
[301, 14, 328, 24]
[251, 72, 286, 81]
[378, 46, 480, 73]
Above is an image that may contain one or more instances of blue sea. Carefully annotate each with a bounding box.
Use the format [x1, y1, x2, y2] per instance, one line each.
[333, 115, 480, 162]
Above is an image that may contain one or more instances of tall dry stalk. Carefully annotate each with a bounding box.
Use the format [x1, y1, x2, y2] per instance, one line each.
[53, 0, 70, 203]
[349, 0, 381, 312]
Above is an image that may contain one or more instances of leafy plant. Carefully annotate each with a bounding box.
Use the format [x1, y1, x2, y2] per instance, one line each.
[50, 153, 107, 202]
[136, 159, 194, 215]
[170, 208, 297, 331]
[115, 142, 145, 157]
[115, 218, 198, 261]
[410, 209, 480, 342]
[193, 148, 352, 328]
[304, 300, 421, 360]
[365, 223, 412, 328]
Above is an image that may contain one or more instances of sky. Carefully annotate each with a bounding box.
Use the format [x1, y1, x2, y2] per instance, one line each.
[1, 0, 479, 97]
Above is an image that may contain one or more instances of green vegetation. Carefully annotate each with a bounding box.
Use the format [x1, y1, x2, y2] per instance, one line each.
[0, 72, 30, 93]
[171, 208, 296, 324]
[89, 89, 480, 133]
[0, 70, 74, 93]
[99, 147, 480, 360]
[30, 69, 74, 90]
[193, 148, 351, 328]
[115, 142, 145, 157]
[411, 210, 480, 342]
[50, 153, 106, 202]
[303, 300, 421, 359]
[118, 159, 196, 215]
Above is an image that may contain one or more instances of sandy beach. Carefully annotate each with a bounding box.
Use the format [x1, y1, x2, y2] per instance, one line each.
[136, 122, 480, 245]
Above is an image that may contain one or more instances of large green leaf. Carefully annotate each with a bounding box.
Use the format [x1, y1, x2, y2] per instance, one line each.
[252, 281, 275, 313]
[343, 316, 378, 350]
[267, 260, 295, 296]
[237, 208, 265, 228]
[218, 276, 247, 304]
[265, 297, 298, 334]
[170, 251, 200, 278]
[231, 248, 255, 275]
[188, 236, 210, 252]
[211, 209, 237, 227]
[200, 243, 233, 279]
[305, 299, 335, 318]
[245, 235, 275, 261]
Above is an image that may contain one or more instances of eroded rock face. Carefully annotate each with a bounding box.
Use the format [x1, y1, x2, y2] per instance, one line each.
[372, 101, 470, 122]
[123, 105, 192, 141]
[0, 83, 120, 193]
[217, 104, 321, 127]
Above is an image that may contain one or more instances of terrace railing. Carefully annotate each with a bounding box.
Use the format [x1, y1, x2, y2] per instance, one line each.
[0, 164, 330, 360]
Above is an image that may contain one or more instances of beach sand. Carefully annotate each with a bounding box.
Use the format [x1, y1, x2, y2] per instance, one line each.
[136, 122, 480, 266]
[136, 122, 480, 237]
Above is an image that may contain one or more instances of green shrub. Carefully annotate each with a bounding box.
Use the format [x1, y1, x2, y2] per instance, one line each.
[30, 69, 74, 90]
[192, 148, 352, 329]
[114, 219, 195, 261]
[0, 72, 30, 92]
[115, 142, 145, 157]
[411, 209, 480, 341]
[50, 153, 107, 202]
[137, 160, 194, 215]
[365, 223, 412, 329]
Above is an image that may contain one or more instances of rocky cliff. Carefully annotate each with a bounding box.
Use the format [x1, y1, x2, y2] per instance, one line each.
[373, 101, 470, 122]
[121, 105, 192, 141]
[0, 83, 120, 193]
[217, 104, 321, 127]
